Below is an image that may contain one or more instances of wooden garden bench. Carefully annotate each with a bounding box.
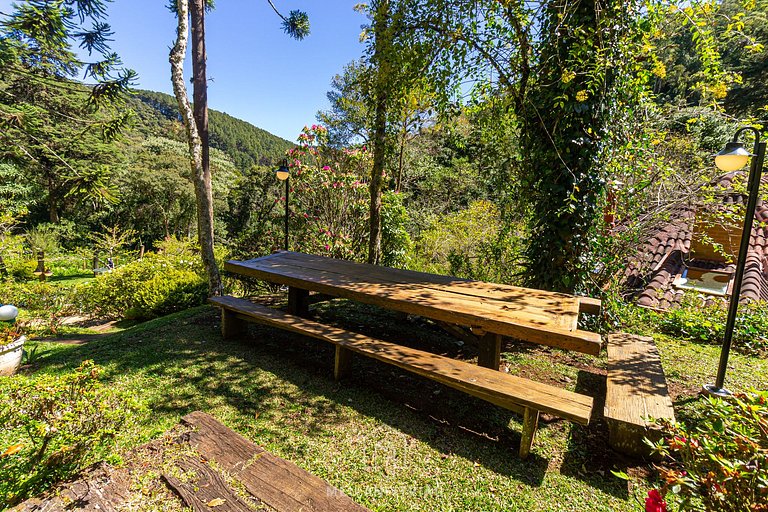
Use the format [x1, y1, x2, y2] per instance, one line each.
[604, 333, 675, 457]
[210, 295, 594, 459]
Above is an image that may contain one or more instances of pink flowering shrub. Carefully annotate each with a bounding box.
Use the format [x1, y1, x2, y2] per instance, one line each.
[648, 390, 768, 511]
[280, 125, 371, 260]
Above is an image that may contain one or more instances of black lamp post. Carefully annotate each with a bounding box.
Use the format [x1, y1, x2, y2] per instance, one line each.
[276, 160, 290, 251]
[704, 127, 766, 397]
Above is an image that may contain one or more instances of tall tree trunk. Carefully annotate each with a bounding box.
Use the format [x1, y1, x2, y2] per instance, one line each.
[47, 176, 60, 223]
[367, 0, 391, 265]
[170, 0, 222, 296]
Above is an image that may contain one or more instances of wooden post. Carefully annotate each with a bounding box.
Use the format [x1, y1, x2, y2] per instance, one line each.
[334, 345, 353, 381]
[221, 309, 247, 340]
[519, 407, 540, 459]
[288, 287, 310, 317]
[477, 333, 502, 370]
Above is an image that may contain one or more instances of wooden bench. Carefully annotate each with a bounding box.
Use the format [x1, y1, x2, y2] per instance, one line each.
[604, 333, 675, 458]
[210, 296, 594, 459]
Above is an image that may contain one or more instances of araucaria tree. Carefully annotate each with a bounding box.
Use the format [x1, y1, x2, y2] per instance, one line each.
[0, 0, 135, 224]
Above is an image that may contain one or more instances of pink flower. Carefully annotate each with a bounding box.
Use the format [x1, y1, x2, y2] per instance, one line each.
[324, 244, 330, 251]
[645, 490, 667, 512]
[322, 165, 331, 171]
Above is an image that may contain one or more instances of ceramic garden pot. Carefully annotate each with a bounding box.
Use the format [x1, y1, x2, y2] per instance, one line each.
[0, 336, 26, 376]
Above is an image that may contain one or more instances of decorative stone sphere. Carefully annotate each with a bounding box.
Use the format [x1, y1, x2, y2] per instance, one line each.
[0, 305, 19, 322]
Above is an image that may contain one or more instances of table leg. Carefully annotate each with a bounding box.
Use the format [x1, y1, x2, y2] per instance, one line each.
[477, 333, 502, 370]
[288, 287, 309, 317]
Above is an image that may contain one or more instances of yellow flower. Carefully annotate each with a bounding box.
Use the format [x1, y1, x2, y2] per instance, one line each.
[561, 70, 576, 84]
[575, 90, 588, 102]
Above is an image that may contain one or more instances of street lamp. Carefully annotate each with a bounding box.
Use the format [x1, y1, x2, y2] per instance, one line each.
[276, 160, 290, 251]
[704, 126, 765, 397]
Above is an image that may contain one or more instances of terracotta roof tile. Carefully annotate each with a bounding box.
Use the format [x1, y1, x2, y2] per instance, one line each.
[626, 172, 768, 309]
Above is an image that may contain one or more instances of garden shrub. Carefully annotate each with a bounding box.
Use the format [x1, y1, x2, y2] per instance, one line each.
[381, 191, 412, 268]
[407, 200, 520, 281]
[657, 298, 768, 352]
[649, 391, 768, 511]
[75, 252, 207, 320]
[0, 361, 143, 507]
[0, 281, 72, 335]
[605, 295, 768, 353]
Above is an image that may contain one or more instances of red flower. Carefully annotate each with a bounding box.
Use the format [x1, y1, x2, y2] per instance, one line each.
[645, 490, 667, 512]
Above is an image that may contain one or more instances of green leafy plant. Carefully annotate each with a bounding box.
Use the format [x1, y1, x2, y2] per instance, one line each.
[648, 391, 768, 511]
[0, 321, 23, 348]
[74, 251, 207, 320]
[657, 298, 768, 353]
[0, 361, 143, 507]
[0, 282, 73, 336]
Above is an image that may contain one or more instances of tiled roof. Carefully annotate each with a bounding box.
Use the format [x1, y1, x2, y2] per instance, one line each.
[625, 172, 768, 309]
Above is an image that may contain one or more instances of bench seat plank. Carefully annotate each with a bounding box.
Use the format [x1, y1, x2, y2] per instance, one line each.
[211, 296, 593, 426]
[604, 333, 675, 457]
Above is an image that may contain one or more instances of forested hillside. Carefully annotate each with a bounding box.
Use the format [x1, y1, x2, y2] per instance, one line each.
[129, 90, 292, 169]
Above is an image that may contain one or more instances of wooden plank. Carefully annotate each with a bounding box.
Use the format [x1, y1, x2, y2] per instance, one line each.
[210, 297, 593, 425]
[604, 333, 675, 458]
[578, 296, 602, 315]
[259, 252, 581, 331]
[182, 411, 369, 512]
[224, 260, 602, 356]
[162, 456, 256, 512]
[477, 333, 502, 370]
[10, 464, 133, 512]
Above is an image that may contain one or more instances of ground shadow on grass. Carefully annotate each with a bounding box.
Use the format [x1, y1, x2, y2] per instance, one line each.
[28, 305, 556, 488]
[559, 370, 632, 501]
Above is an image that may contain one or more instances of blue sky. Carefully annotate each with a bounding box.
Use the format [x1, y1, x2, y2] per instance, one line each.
[0, 0, 367, 141]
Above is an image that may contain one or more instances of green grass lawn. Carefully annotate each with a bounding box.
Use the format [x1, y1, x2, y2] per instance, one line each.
[13, 303, 768, 511]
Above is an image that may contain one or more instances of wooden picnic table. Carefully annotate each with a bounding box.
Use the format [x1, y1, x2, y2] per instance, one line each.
[225, 251, 602, 369]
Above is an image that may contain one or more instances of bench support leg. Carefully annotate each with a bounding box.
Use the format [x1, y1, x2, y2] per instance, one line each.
[477, 333, 502, 370]
[334, 345, 353, 381]
[288, 287, 310, 317]
[519, 407, 540, 459]
[221, 310, 247, 340]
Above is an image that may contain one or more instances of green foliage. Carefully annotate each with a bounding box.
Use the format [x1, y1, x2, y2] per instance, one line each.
[74, 249, 207, 320]
[520, 0, 648, 293]
[649, 391, 768, 511]
[406, 200, 521, 282]
[380, 191, 411, 268]
[130, 90, 292, 170]
[0, 361, 143, 508]
[657, 298, 768, 352]
[0, 321, 23, 348]
[605, 294, 768, 353]
[0, 281, 73, 335]
[26, 225, 59, 255]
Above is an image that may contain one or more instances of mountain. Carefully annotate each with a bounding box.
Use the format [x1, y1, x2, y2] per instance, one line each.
[128, 89, 293, 169]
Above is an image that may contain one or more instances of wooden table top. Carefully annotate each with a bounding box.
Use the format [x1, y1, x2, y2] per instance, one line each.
[225, 251, 602, 355]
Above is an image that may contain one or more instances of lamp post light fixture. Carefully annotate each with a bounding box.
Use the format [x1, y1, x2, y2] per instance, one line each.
[276, 160, 290, 251]
[704, 126, 766, 397]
